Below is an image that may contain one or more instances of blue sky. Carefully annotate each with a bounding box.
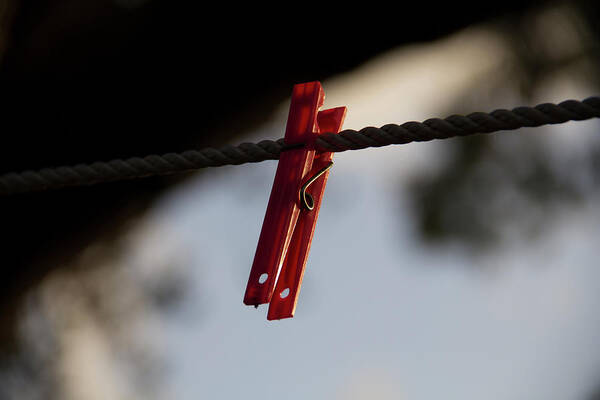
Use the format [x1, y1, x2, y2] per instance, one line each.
[20, 21, 600, 400]
[141, 28, 600, 398]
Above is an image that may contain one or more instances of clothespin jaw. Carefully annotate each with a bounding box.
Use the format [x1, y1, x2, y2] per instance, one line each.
[243, 81, 346, 320]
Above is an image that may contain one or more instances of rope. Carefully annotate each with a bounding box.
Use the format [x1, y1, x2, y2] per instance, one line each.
[1, 96, 599, 195]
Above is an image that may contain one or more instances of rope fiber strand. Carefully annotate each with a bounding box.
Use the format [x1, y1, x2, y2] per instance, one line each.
[2, 96, 599, 195]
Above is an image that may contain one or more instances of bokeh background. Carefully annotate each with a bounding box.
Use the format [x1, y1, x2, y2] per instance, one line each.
[1, 1, 600, 399]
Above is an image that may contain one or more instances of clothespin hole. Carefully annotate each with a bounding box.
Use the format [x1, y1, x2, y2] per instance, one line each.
[280, 288, 290, 299]
[258, 273, 268, 284]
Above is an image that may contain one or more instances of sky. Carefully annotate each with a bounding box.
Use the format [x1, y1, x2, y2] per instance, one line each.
[11, 13, 600, 400]
[116, 24, 600, 400]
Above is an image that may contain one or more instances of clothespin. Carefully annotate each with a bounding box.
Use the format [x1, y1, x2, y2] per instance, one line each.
[243, 81, 346, 320]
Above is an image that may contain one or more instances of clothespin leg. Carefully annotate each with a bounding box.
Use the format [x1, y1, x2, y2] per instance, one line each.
[243, 82, 324, 306]
[267, 106, 346, 320]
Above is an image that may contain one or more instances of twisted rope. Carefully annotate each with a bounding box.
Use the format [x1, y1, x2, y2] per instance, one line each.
[2, 96, 599, 195]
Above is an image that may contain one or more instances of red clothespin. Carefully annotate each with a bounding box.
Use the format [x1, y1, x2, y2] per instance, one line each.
[243, 81, 346, 320]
